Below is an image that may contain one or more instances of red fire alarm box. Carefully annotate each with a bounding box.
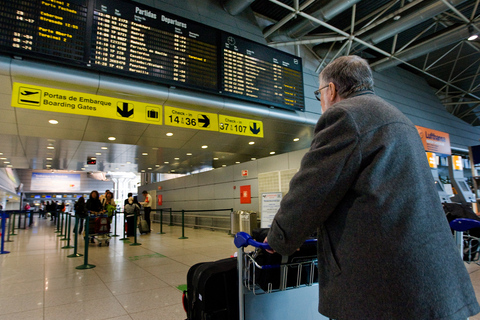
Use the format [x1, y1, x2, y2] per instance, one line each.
[240, 185, 251, 204]
[157, 194, 163, 206]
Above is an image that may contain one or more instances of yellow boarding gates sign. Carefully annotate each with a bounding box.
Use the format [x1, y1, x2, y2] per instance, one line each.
[11, 82, 163, 125]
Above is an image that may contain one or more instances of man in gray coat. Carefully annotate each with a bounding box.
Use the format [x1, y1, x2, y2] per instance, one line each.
[265, 55, 480, 319]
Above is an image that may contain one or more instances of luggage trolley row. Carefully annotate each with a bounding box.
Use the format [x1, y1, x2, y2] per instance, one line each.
[183, 231, 327, 320]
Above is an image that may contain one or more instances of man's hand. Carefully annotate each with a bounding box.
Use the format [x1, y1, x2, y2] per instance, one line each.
[263, 236, 276, 254]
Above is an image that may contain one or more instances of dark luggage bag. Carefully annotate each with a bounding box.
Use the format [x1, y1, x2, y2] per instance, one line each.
[138, 215, 149, 234]
[183, 257, 238, 320]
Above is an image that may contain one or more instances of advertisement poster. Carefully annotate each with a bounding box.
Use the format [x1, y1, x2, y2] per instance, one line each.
[31, 173, 81, 192]
[261, 192, 282, 228]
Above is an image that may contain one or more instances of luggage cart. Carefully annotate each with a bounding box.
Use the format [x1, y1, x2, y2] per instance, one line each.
[234, 232, 328, 320]
[88, 214, 111, 246]
[450, 218, 480, 264]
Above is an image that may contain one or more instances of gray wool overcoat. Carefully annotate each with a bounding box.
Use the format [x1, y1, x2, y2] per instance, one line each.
[267, 92, 480, 319]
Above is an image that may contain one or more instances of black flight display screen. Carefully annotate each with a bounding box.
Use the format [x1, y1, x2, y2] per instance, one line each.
[0, 0, 304, 111]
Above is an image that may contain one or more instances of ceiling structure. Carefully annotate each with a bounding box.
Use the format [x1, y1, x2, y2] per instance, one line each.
[0, 0, 479, 179]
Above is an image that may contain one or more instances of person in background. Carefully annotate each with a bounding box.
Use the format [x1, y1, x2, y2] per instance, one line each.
[265, 55, 480, 319]
[124, 196, 140, 237]
[140, 190, 152, 232]
[40, 201, 45, 218]
[99, 189, 110, 203]
[102, 191, 116, 223]
[86, 190, 102, 215]
[74, 197, 87, 235]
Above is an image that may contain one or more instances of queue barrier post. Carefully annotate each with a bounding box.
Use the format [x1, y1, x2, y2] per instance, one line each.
[5, 212, 13, 242]
[119, 211, 128, 241]
[179, 210, 188, 239]
[169, 208, 173, 226]
[55, 211, 61, 233]
[62, 213, 74, 249]
[1, 212, 10, 254]
[58, 211, 65, 238]
[10, 212, 16, 236]
[157, 209, 165, 234]
[130, 211, 141, 246]
[76, 215, 95, 269]
[67, 216, 83, 258]
[111, 211, 119, 237]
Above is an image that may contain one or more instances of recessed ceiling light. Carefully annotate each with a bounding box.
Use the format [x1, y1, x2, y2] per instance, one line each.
[0, 153, 3, 155]
[4, 161, 10, 164]
[164, 161, 169, 164]
[91, 157, 97, 160]
[293, 138, 300, 142]
[174, 158, 180, 160]
[47, 146, 55, 149]
[46, 164, 51, 167]
[213, 157, 219, 160]
[393, 15, 401, 21]
[95, 152, 101, 155]
[222, 164, 227, 167]
[249, 141, 255, 145]
[141, 170, 145, 172]
[251, 157, 256, 161]
[270, 151, 276, 155]
[202, 145, 208, 149]
[81, 168, 85, 170]
[166, 133, 173, 136]
[186, 153, 192, 156]
[171, 169, 176, 172]
[101, 147, 108, 150]
[468, 34, 478, 41]
[108, 136, 116, 141]
[126, 161, 131, 164]
[46, 157, 53, 161]
[0, 157, 6, 160]
[142, 153, 148, 156]
[148, 167, 152, 170]
[235, 161, 240, 164]
[48, 119, 58, 124]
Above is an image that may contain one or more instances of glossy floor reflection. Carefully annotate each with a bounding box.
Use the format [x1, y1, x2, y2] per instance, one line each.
[1, 216, 480, 319]
[0, 215, 238, 320]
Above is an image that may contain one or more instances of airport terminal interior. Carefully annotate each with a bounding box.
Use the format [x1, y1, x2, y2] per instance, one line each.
[3, 0, 480, 319]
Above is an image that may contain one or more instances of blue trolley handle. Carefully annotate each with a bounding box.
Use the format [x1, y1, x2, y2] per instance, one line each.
[234, 231, 317, 250]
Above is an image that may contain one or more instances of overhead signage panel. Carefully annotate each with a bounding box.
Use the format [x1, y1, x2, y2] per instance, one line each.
[0, 0, 304, 111]
[219, 114, 263, 138]
[11, 82, 163, 125]
[164, 106, 218, 131]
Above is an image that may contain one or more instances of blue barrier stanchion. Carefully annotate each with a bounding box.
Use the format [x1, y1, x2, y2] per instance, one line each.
[1, 212, 10, 254]
[62, 213, 74, 249]
[76, 215, 95, 269]
[68, 216, 83, 258]
[111, 211, 119, 237]
[130, 211, 141, 246]
[157, 209, 165, 234]
[179, 210, 188, 239]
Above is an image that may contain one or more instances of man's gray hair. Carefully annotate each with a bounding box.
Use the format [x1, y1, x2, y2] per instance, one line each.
[320, 55, 374, 98]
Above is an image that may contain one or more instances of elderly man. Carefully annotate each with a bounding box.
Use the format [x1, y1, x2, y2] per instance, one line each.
[265, 55, 479, 319]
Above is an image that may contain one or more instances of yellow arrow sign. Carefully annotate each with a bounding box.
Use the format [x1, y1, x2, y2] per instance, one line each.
[165, 106, 218, 131]
[11, 82, 163, 124]
[219, 115, 263, 137]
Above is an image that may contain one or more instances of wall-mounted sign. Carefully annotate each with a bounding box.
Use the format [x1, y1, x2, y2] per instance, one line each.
[219, 115, 263, 138]
[31, 173, 81, 192]
[164, 106, 218, 131]
[261, 192, 282, 228]
[415, 126, 451, 155]
[240, 185, 251, 204]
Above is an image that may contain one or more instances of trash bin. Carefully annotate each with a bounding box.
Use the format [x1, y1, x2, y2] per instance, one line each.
[231, 210, 257, 234]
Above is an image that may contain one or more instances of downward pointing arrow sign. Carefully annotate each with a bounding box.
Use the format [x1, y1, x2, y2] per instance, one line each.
[117, 102, 134, 118]
[250, 123, 261, 135]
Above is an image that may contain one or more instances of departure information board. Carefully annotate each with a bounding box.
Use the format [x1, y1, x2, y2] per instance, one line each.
[0, 0, 304, 111]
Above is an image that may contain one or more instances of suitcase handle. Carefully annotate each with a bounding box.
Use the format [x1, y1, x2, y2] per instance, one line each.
[234, 231, 316, 249]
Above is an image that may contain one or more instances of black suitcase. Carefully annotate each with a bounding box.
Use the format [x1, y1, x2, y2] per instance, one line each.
[183, 257, 238, 320]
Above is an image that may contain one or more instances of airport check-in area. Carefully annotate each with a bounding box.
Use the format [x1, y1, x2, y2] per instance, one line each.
[2, 0, 480, 319]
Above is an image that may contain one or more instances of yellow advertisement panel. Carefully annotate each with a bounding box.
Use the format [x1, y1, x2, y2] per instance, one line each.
[11, 82, 163, 125]
[164, 106, 218, 131]
[218, 115, 264, 138]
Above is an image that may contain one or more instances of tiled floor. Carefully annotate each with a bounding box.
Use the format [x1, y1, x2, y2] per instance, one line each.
[0, 215, 238, 320]
[2, 215, 480, 319]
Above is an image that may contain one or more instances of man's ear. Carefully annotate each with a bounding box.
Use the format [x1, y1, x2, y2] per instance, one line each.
[328, 82, 337, 102]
